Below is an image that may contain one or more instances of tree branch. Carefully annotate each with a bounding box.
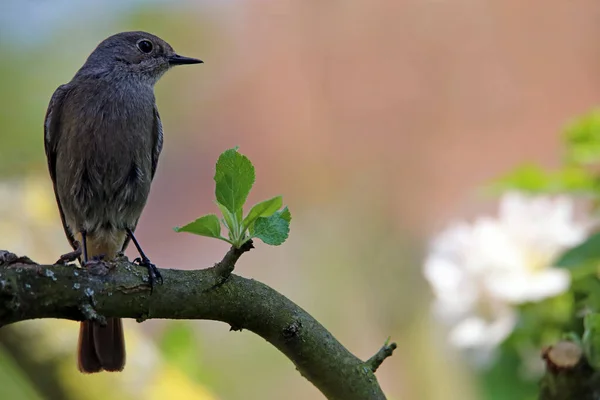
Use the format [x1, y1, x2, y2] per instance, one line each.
[0, 249, 394, 400]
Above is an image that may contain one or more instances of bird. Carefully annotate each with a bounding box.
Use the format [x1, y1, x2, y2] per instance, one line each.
[43, 31, 202, 373]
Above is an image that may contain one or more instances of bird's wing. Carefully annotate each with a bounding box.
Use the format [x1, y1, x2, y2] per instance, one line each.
[121, 105, 164, 252]
[44, 84, 78, 250]
[150, 105, 164, 179]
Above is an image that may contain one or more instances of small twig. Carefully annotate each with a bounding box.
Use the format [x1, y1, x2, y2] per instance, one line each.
[212, 239, 254, 283]
[79, 303, 106, 326]
[365, 339, 397, 373]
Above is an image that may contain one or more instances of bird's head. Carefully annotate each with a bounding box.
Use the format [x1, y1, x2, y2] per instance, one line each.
[79, 31, 202, 84]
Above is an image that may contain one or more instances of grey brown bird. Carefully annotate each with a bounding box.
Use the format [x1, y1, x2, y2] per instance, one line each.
[44, 31, 202, 373]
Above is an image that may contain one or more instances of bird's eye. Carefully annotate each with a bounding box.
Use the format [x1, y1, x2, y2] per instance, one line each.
[136, 39, 153, 54]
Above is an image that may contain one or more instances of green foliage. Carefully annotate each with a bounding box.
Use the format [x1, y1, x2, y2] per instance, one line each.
[253, 207, 291, 246]
[570, 278, 600, 328]
[583, 313, 600, 369]
[489, 164, 597, 194]
[487, 109, 600, 361]
[484, 108, 600, 389]
[175, 148, 291, 248]
[554, 232, 600, 313]
[489, 109, 600, 196]
[479, 344, 538, 400]
[174, 214, 221, 239]
[564, 110, 600, 165]
[242, 196, 282, 232]
[555, 231, 600, 270]
[214, 148, 255, 215]
[490, 164, 555, 193]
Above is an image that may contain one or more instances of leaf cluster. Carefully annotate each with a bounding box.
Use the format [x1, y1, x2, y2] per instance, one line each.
[174, 148, 291, 248]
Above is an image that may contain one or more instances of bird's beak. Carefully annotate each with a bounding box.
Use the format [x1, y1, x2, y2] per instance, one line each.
[168, 54, 203, 65]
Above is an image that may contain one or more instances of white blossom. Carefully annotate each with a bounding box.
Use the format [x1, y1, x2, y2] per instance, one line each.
[424, 192, 588, 359]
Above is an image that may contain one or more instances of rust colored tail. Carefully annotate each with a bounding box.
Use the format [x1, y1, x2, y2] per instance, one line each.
[75, 232, 127, 373]
[78, 318, 126, 373]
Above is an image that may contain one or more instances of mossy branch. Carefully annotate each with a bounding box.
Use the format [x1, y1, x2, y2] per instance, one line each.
[0, 249, 394, 400]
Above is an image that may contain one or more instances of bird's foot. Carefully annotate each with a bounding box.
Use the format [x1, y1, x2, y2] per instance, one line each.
[133, 256, 163, 293]
[114, 251, 129, 262]
[56, 246, 82, 265]
[83, 255, 110, 275]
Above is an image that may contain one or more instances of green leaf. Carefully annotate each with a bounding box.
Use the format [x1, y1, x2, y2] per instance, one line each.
[252, 208, 291, 246]
[236, 207, 243, 228]
[174, 214, 221, 238]
[562, 332, 583, 347]
[279, 206, 292, 223]
[242, 196, 283, 231]
[564, 109, 600, 165]
[487, 164, 553, 193]
[487, 164, 598, 194]
[555, 231, 600, 269]
[214, 148, 255, 214]
[583, 313, 600, 369]
[216, 201, 236, 239]
[555, 166, 598, 192]
[573, 278, 600, 313]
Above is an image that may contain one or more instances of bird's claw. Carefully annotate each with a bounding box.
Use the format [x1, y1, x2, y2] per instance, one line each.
[134, 256, 163, 292]
[83, 255, 110, 275]
[56, 247, 82, 265]
[114, 251, 129, 262]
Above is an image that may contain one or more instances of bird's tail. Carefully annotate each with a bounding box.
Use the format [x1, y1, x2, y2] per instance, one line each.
[76, 232, 127, 373]
[78, 318, 126, 373]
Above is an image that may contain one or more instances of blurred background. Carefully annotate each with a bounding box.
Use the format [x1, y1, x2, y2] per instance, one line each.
[1, 1, 599, 399]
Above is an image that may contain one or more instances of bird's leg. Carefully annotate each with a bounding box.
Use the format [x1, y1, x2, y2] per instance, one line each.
[56, 240, 82, 265]
[125, 228, 163, 292]
[81, 231, 88, 263]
